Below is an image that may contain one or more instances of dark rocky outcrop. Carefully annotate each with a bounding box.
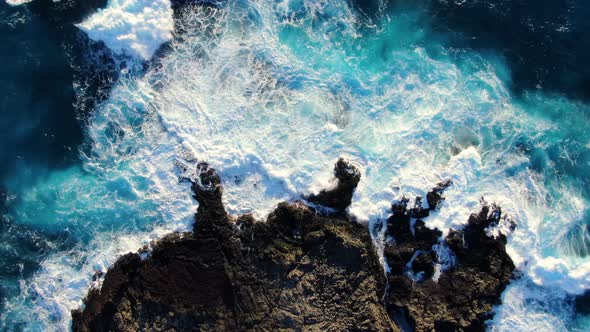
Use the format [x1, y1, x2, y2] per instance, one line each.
[383, 186, 516, 331]
[305, 158, 361, 214]
[72, 161, 515, 332]
[73, 161, 394, 331]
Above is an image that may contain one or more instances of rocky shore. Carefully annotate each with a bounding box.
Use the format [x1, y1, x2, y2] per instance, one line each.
[72, 160, 516, 331]
[382, 181, 516, 331]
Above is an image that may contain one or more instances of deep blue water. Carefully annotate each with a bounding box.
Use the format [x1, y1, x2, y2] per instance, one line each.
[0, 2, 82, 181]
[404, 0, 590, 101]
[0, 0, 589, 330]
[0, 1, 81, 315]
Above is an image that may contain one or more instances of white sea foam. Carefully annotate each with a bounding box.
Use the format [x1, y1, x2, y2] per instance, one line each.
[490, 278, 574, 332]
[4, 0, 590, 330]
[139, 2, 590, 300]
[1, 79, 197, 330]
[77, 0, 174, 60]
[5, 0, 33, 6]
[1, 223, 191, 330]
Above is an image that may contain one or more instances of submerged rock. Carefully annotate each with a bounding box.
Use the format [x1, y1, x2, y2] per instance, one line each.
[72, 160, 515, 332]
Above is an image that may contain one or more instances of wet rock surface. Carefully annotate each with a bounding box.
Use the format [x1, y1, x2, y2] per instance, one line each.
[305, 158, 361, 214]
[383, 186, 516, 331]
[72, 161, 515, 332]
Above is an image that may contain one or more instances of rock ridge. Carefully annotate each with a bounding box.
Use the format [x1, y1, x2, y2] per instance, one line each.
[72, 160, 515, 332]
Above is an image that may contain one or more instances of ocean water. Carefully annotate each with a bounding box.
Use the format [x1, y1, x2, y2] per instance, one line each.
[1, 0, 589, 331]
[0, 1, 83, 182]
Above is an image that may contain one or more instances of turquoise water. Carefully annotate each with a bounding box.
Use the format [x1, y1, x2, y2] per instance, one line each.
[1, 0, 590, 330]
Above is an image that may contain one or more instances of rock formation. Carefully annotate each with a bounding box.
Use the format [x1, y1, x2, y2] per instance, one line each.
[383, 185, 516, 331]
[72, 160, 515, 332]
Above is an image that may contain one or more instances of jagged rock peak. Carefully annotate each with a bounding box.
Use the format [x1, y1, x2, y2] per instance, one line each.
[305, 158, 361, 213]
[71, 164, 515, 332]
[186, 162, 229, 234]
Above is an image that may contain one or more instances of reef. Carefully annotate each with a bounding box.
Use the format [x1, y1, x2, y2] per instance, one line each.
[72, 159, 515, 332]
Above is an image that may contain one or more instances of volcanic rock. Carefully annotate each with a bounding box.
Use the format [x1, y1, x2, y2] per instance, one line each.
[72, 161, 515, 332]
[305, 158, 362, 213]
[73, 160, 395, 331]
[383, 186, 515, 331]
